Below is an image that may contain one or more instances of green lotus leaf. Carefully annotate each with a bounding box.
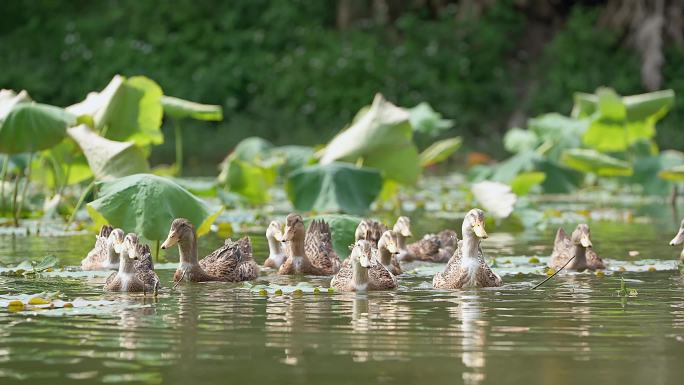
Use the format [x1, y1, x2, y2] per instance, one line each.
[286, 162, 383, 215]
[67, 75, 163, 147]
[510, 172, 546, 196]
[561, 148, 633, 176]
[409, 102, 454, 137]
[67, 124, 149, 180]
[0, 97, 75, 154]
[419, 137, 462, 167]
[319, 94, 421, 185]
[161, 95, 223, 121]
[87, 173, 222, 242]
[503, 128, 539, 154]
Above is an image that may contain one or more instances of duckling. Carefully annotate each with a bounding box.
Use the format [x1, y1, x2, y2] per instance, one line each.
[264, 220, 287, 269]
[669, 219, 684, 263]
[549, 224, 605, 271]
[330, 239, 397, 292]
[161, 218, 259, 283]
[104, 233, 160, 293]
[278, 214, 341, 276]
[81, 225, 125, 270]
[355, 219, 388, 246]
[433, 209, 502, 289]
[376, 230, 403, 275]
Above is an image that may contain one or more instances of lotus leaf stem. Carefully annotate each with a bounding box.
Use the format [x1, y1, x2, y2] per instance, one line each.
[66, 180, 95, 229]
[14, 152, 34, 226]
[174, 119, 183, 176]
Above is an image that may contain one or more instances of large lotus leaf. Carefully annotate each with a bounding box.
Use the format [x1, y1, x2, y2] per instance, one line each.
[304, 214, 363, 259]
[491, 151, 539, 183]
[535, 160, 583, 194]
[270, 145, 315, 175]
[510, 172, 546, 196]
[409, 102, 454, 137]
[633, 150, 684, 194]
[161, 95, 223, 121]
[419, 137, 462, 167]
[219, 158, 277, 204]
[575, 88, 674, 152]
[319, 94, 421, 185]
[561, 148, 633, 176]
[0, 89, 31, 119]
[285, 162, 383, 215]
[87, 173, 222, 241]
[67, 75, 163, 147]
[503, 128, 539, 154]
[228, 136, 274, 163]
[0, 101, 75, 154]
[527, 113, 587, 161]
[31, 140, 92, 188]
[67, 124, 149, 180]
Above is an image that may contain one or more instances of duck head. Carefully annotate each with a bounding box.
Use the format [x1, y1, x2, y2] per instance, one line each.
[282, 213, 305, 242]
[354, 220, 370, 242]
[123, 233, 141, 261]
[571, 224, 593, 248]
[378, 230, 400, 255]
[108, 228, 125, 254]
[462, 209, 488, 239]
[350, 239, 372, 268]
[669, 219, 684, 246]
[161, 218, 195, 249]
[266, 221, 284, 243]
[392, 216, 413, 238]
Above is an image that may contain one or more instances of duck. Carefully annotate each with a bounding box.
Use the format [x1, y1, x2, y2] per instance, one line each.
[669, 219, 684, 263]
[355, 219, 388, 246]
[393, 216, 458, 263]
[81, 225, 125, 270]
[433, 209, 502, 289]
[549, 224, 605, 271]
[104, 233, 160, 293]
[263, 220, 287, 269]
[278, 214, 341, 276]
[161, 218, 259, 283]
[330, 239, 397, 292]
[375, 230, 403, 275]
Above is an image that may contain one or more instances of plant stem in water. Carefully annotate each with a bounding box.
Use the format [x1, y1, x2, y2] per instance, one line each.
[174, 119, 183, 176]
[66, 180, 95, 229]
[15, 152, 34, 226]
[11, 174, 20, 227]
[0, 155, 9, 213]
[532, 255, 575, 290]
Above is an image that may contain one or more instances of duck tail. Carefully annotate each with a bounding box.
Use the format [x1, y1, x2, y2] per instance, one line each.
[100, 225, 113, 238]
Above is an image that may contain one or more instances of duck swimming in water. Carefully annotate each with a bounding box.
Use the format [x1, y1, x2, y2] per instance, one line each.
[161, 218, 259, 283]
[330, 239, 397, 292]
[393, 216, 458, 263]
[669, 219, 684, 263]
[104, 233, 160, 293]
[263, 220, 287, 269]
[433, 209, 502, 289]
[278, 214, 341, 276]
[82, 225, 125, 271]
[549, 224, 605, 271]
[355, 219, 388, 246]
[375, 230, 403, 275]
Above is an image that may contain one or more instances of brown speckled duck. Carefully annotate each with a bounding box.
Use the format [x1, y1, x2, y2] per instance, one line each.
[161, 218, 259, 283]
[355, 219, 388, 246]
[394, 216, 458, 263]
[104, 233, 160, 293]
[433, 209, 502, 289]
[331, 239, 397, 292]
[263, 220, 287, 269]
[81, 226, 125, 270]
[549, 224, 605, 271]
[669, 219, 684, 263]
[278, 214, 341, 276]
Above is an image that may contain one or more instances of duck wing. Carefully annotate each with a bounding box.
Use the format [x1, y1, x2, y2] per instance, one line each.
[134, 244, 161, 291]
[305, 220, 341, 274]
[199, 237, 253, 281]
[407, 234, 441, 261]
[586, 248, 605, 270]
[368, 262, 397, 290]
[330, 263, 353, 291]
[82, 225, 113, 269]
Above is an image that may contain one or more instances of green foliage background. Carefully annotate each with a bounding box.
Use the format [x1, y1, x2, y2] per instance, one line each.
[1, 1, 682, 172]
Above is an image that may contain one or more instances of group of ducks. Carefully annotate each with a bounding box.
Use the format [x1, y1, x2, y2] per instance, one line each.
[81, 206, 683, 294]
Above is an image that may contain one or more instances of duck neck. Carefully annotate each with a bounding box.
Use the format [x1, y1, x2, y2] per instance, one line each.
[396, 234, 407, 251]
[178, 232, 199, 266]
[574, 244, 587, 264]
[351, 261, 369, 289]
[106, 245, 120, 267]
[267, 234, 284, 258]
[461, 232, 480, 261]
[287, 232, 306, 259]
[378, 244, 392, 267]
[118, 255, 136, 275]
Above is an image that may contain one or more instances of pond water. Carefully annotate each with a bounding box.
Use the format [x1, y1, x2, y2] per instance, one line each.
[1, 200, 684, 384]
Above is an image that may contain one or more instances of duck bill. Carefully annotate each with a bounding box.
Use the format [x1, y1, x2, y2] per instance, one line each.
[670, 229, 684, 246]
[580, 234, 592, 248]
[473, 222, 488, 239]
[359, 252, 371, 268]
[161, 232, 179, 249]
